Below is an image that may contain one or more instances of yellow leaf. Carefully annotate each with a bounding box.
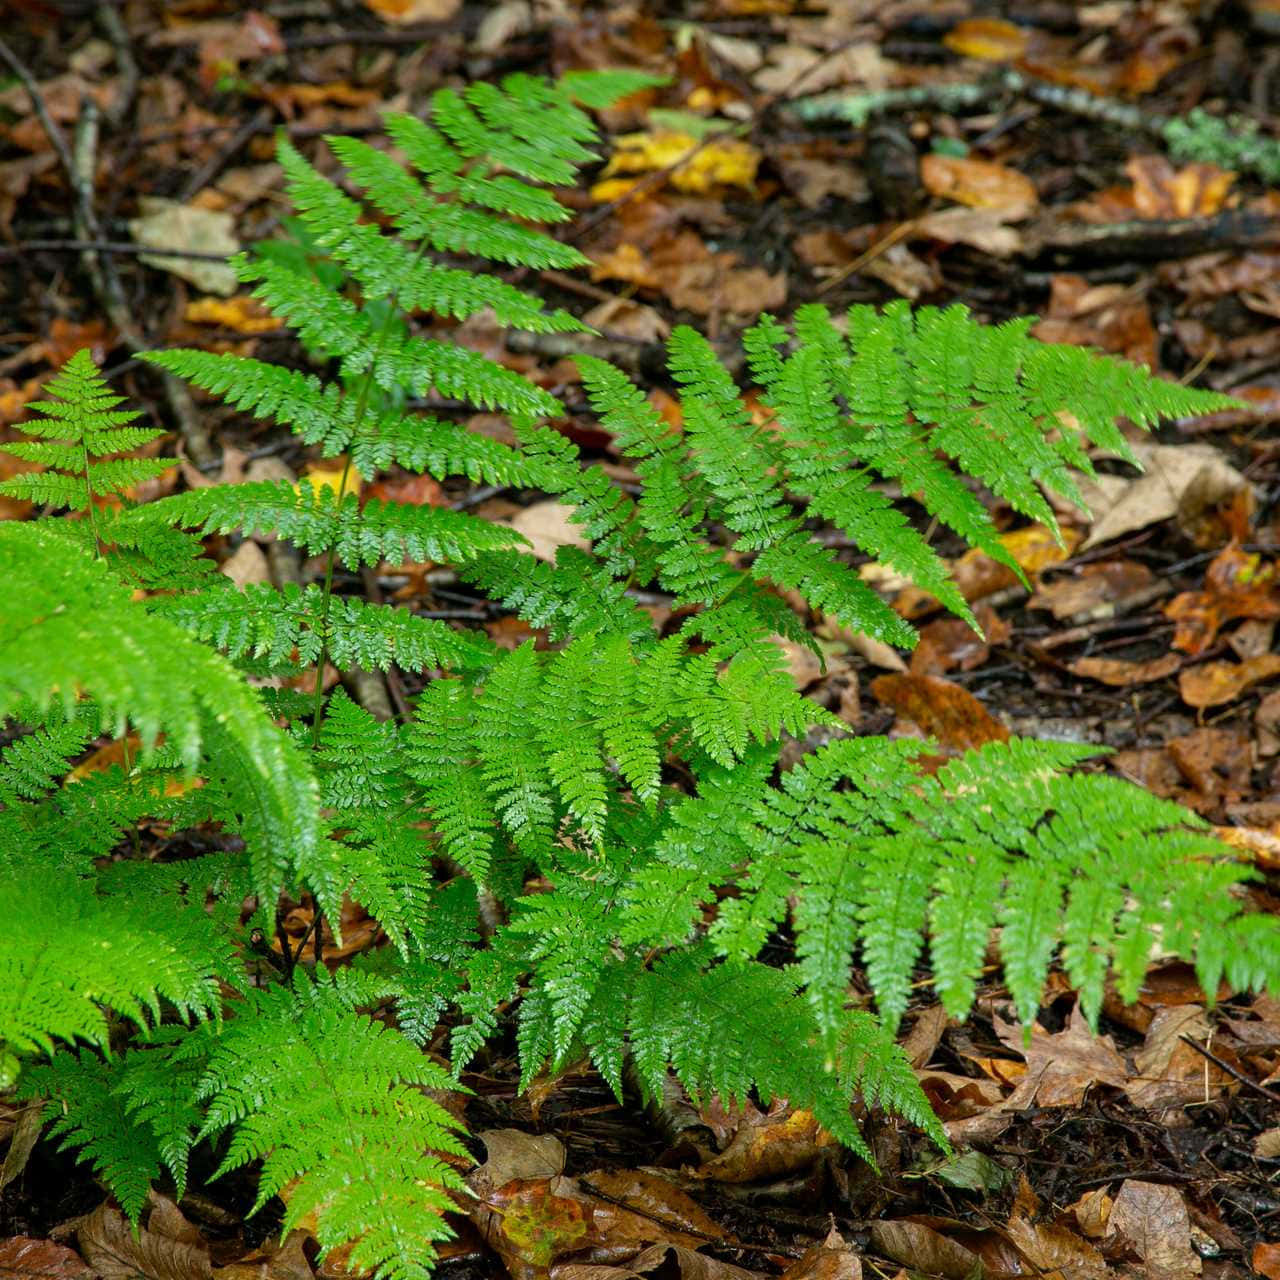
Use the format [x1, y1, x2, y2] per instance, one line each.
[184, 295, 280, 334]
[297, 458, 362, 500]
[599, 130, 760, 195]
[943, 17, 1029, 62]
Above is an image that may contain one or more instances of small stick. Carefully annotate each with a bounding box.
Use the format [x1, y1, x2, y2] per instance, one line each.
[1178, 1033, 1280, 1104]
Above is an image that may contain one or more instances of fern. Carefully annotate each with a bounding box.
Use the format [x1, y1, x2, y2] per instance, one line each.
[0, 349, 171, 515]
[7, 64, 1279, 1280]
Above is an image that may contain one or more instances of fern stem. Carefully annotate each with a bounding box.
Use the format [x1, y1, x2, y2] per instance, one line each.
[309, 249, 428, 747]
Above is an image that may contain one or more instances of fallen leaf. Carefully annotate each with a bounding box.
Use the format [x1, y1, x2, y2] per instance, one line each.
[1068, 653, 1181, 686]
[688, 1107, 834, 1182]
[943, 17, 1030, 61]
[129, 197, 238, 295]
[219, 540, 271, 588]
[1165, 544, 1280, 656]
[913, 206, 1023, 256]
[361, 0, 461, 22]
[597, 132, 760, 196]
[184, 295, 278, 334]
[1125, 1004, 1231, 1110]
[0, 1236, 95, 1278]
[1127, 154, 1236, 219]
[779, 1230, 861, 1280]
[1255, 1242, 1280, 1280]
[1004, 1215, 1106, 1278]
[1068, 1186, 1114, 1239]
[868, 1220, 980, 1280]
[1080, 442, 1250, 550]
[995, 1004, 1128, 1108]
[510, 500, 589, 562]
[472, 1129, 566, 1190]
[870, 673, 1009, 751]
[1179, 653, 1280, 708]
[1106, 1180, 1201, 1279]
[297, 458, 362, 501]
[1029, 560, 1156, 620]
[78, 1205, 212, 1280]
[920, 153, 1038, 221]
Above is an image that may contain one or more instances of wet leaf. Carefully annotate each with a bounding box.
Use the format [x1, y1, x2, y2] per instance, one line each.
[778, 1230, 861, 1280]
[0, 1237, 95, 1279]
[1179, 653, 1280, 708]
[1165, 544, 1280, 656]
[870, 673, 1009, 752]
[994, 1004, 1127, 1108]
[1107, 1180, 1201, 1279]
[943, 18, 1029, 62]
[1029, 560, 1155, 621]
[596, 132, 760, 196]
[78, 1205, 212, 1280]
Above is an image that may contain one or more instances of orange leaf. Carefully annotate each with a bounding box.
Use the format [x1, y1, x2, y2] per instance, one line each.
[1179, 653, 1280, 708]
[920, 153, 1038, 220]
[184, 295, 279, 334]
[1068, 654, 1181, 686]
[943, 17, 1029, 62]
[870, 673, 1009, 752]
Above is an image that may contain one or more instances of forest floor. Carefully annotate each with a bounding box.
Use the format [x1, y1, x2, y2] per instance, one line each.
[4, 1, 1280, 1278]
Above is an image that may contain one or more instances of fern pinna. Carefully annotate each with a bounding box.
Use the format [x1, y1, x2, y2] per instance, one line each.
[2, 66, 1278, 1280]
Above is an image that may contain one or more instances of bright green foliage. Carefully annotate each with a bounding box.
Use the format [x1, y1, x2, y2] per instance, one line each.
[193, 975, 469, 1279]
[1163, 108, 1280, 183]
[0, 868, 229, 1065]
[0, 521, 319, 904]
[0, 348, 171, 512]
[5, 66, 1278, 1280]
[155, 580, 496, 674]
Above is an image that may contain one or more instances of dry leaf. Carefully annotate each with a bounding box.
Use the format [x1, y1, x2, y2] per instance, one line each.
[1029, 560, 1155, 621]
[184, 295, 278, 334]
[1106, 1180, 1201, 1279]
[0, 1236, 96, 1278]
[597, 132, 760, 196]
[920, 154, 1038, 221]
[779, 1230, 861, 1280]
[362, 0, 461, 23]
[1179, 653, 1280, 708]
[1081, 442, 1249, 550]
[510, 500, 589, 562]
[913, 206, 1023, 256]
[943, 17, 1030, 61]
[78, 1204, 212, 1280]
[129, 197, 238, 295]
[994, 1004, 1127, 1108]
[1068, 653, 1181, 686]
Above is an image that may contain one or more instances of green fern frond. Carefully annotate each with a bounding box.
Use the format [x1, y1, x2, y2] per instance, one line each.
[195, 974, 469, 1280]
[0, 349, 170, 511]
[0, 868, 231, 1064]
[155, 581, 495, 674]
[0, 521, 321, 904]
[133, 480, 525, 567]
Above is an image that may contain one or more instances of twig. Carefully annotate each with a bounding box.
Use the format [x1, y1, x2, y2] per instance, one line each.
[1178, 1034, 1280, 1104]
[816, 219, 918, 295]
[0, 36, 78, 183]
[178, 106, 273, 202]
[95, 1, 138, 126]
[0, 240, 233, 260]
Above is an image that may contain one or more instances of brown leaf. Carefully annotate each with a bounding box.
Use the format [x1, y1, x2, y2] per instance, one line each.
[912, 206, 1023, 256]
[578, 1170, 724, 1245]
[994, 1004, 1127, 1108]
[920, 154, 1038, 221]
[1106, 1180, 1201, 1279]
[1255, 1242, 1280, 1280]
[1003, 1215, 1106, 1278]
[1165, 544, 1280, 656]
[1068, 653, 1181, 686]
[868, 1221, 980, 1280]
[1127, 154, 1235, 219]
[943, 17, 1030, 61]
[509, 500, 589, 563]
[779, 1230, 861, 1280]
[0, 1236, 96, 1279]
[471, 1129, 566, 1190]
[1179, 653, 1280, 708]
[361, 0, 461, 22]
[688, 1108, 834, 1183]
[1125, 1005, 1232, 1110]
[1068, 1187, 1114, 1239]
[1029, 560, 1155, 621]
[870, 673, 1009, 752]
[1080, 442, 1249, 550]
[78, 1205, 212, 1280]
